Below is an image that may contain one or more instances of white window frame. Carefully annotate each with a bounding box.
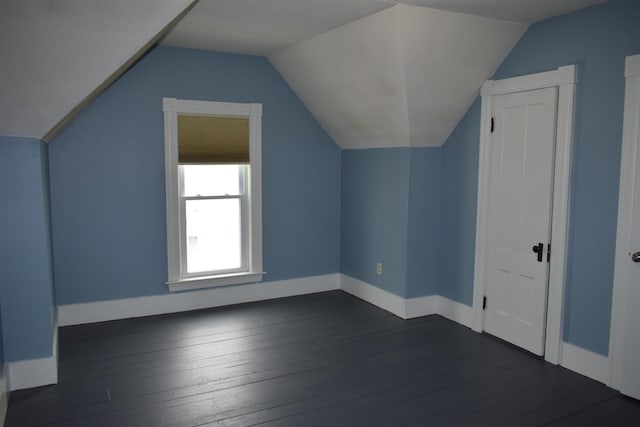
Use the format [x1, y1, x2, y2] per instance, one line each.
[179, 164, 249, 278]
[163, 97, 263, 292]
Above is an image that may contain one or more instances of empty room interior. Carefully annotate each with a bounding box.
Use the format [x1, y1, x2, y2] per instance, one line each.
[2, 0, 640, 425]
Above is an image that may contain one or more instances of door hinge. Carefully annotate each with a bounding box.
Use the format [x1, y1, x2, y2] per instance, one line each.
[547, 243, 551, 263]
[490, 117, 495, 133]
[483, 296, 487, 310]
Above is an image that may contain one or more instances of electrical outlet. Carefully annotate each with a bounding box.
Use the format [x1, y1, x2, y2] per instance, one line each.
[376, 262, 382, 275]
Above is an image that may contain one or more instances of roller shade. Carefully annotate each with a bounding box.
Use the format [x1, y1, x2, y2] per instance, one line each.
[178, 115, 249, 164]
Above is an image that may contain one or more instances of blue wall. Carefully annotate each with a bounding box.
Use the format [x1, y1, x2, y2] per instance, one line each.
[341, 147, 441, 298]
[438, 0, 640, 355]
[6, 0, 637, 365]
[341, 148, 411, 297]
[439, 99, 480, 305]
[0, 137, 56, 361]
[49, 46, 341, 304]
[406, 148, 442, 298]
[0, 303, 4, 371]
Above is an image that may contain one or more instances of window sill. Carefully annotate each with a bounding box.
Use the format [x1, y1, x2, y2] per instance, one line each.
[167, 272, 264, 292]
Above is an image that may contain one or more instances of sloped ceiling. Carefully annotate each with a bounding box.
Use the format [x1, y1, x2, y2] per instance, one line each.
[0, 0, 196, 141]
[269, 5, 526, 148]
[163, 0, 609, 149]
[0, 0, 610, 143]
[163, 0, 611, 56]
[162, 0, 395, 57]
[273, 7, 412, 149]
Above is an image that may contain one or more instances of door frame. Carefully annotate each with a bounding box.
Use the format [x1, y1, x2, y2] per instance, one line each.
[608, 54, 640, 390]
[472, 65, 577, 364]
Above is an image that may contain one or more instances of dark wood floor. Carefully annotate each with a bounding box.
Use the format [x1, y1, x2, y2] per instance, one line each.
[6, 291, 640, 426]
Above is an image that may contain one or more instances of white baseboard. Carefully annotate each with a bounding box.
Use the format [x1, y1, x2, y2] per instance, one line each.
[52, 273, 612, 391]
[340, 274, 440, 319]
[340, 274, 414, 318]
[434, 296, 474, 328]
[338, 276, 610, 385]
[8, 319, 59, 391]
[339, 275, 476, 324]
[7, 355, 58, 391]
[560, 342, 609, 385]
[406, 295, 438, 319]
[58, 274, 340, 326]
[339, 275, 475, 325]
[0, 364, 8, 426]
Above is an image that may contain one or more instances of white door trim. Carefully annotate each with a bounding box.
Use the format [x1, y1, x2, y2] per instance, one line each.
[472, 65, 577, 365]
[609, 54, 640, 390]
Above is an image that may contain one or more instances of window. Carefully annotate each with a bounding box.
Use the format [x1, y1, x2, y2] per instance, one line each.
[163, 98, 262, 292]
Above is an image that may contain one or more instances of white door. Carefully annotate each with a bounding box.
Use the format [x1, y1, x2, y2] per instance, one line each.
[611, 54, 640, 400]
[484, 87, 558, 356]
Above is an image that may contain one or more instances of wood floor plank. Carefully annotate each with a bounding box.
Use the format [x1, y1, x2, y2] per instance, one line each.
[11, 319, 453, 425]
[5, 291, 640, 427]
[544, 396, 640, 426]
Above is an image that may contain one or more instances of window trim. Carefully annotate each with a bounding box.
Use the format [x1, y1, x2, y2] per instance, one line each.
[163, 98, 263, 292]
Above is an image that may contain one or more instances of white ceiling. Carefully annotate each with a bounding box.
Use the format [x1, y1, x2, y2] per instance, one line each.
[163, 0, 611, 56]
[164, 0, 609, 149]
[270, 4, 526, 148]
[0, 0, 195, 140]
[0, 0, 610, 142]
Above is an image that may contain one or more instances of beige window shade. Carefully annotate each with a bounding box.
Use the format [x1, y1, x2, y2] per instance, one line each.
[178, 115, 249, 164]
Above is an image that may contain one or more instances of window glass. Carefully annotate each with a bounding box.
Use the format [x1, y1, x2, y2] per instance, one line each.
[185, 197, 242, 273]
[182, 164, 243, 197]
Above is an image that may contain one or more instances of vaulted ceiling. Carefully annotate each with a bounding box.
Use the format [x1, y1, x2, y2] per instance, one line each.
[268, 5, 525, 148]
[0, 0, 196, 141]
[1, 0, 611, 145]
[163, 0, 611, 55]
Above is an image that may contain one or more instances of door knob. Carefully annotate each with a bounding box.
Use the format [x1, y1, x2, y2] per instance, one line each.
[532, 243, 544, 263]
[632, 252, 640, 263]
